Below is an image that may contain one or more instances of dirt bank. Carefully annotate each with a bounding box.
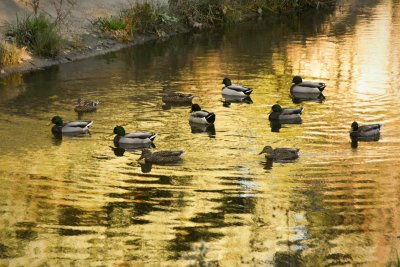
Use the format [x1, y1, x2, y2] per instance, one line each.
[0, 0, 168, 78]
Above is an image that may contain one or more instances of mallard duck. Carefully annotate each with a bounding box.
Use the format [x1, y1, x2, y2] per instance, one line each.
[350, 121, 381, 141]
[74, 98, 99, 113]
[51, 116, 93, 135]
[259, 146, 299, 162]
[222, 78, 252, 96]
[137, 149, 183, 164]
[113, 126, 156, 146]
[268, 104, 304, 121]
[189, 104, 216, 125]
[162, 93, 194, 104]
[290, 76, 326, 94]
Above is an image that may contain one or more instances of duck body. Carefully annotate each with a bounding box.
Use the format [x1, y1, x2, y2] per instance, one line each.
[268, 104, 303, 122]
[51, 116, 93, 136]
[259, 146, 299, 162]
[290, 76, 325, 95]
[350, 122, 381, 141]
[189, 104, 216, 125]
[114, 132, 157, 145]
[113, 126, 156, 146]
[74, 99, 99, 113]
[222, 78, 252, 97]
[162, 93, 194, 104]
[138, 149, 183, 164]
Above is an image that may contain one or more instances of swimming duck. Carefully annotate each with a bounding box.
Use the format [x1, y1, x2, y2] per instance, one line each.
[259, 146, 299, 162]
[162, 93, 194, 104]
[222, 78, 253, 97]
[290, 76, 326, 95]
[74, 98, 99, 113]
[350, 121, 381, 141]
[268, 104, 304, 121]
[137, 149, 183, 164]
[189, 104, 216, 125]
[113, 126, 157, 147]
[51, 116, 93, 136]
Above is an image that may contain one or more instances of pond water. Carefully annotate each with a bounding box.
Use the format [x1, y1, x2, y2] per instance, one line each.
[1, 0, 400, 265]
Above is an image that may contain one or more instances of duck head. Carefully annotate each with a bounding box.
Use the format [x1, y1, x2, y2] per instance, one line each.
[113, 126, 126, 136]
[259, 146, 273, 155]
[191, 104, 202, 112]
[138, 149, 152, 161]
[271, 104, 283, 113]
[222, 78, 232, 87]
[351, 121, 359, 131]
[292, 76, 303, 85]
[51, 116, 63, 126]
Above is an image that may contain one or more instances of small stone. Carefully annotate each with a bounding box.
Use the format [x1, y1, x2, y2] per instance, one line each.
[1, 69, 5, 74]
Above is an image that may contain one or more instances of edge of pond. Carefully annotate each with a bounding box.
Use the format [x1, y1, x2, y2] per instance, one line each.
[0, 31, 189, 79]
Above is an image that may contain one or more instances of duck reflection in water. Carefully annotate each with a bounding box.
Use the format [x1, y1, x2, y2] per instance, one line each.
[189, 122, 216, 136]
[222, 95, 253, 107]
[291, 92, 325, 104]
[110, 146, 126, 157]
[139, 161, 153, 173]
[270, 120, 283, 133]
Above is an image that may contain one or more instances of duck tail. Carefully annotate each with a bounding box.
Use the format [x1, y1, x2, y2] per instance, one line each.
[244, 89, 253, 95]
[206, 113, 216, 124]
[149, 133, 157, 141]
[318, 83, 326, 92]
[86, 121, 94, 128]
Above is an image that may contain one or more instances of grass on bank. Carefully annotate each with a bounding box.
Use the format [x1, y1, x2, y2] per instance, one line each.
[6, 14, 63, 58]
[95, 2, 179, 41]
[96, 0, 337, 40]
[0, 42, 25, 67]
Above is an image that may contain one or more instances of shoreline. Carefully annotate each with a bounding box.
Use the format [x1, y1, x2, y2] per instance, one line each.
[1, 34, 171, 78]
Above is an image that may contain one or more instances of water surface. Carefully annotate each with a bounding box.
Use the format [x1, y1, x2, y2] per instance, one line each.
[1, 0, 400, 265]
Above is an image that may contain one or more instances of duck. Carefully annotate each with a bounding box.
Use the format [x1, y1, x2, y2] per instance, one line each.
[137, 149, 183, 164]
[350, 121, 381, 141]
[162, 93, 194, 104]
[189, 104, 216, 125]
[113, 126, 157, 147]
[290, 76, 326, 95]
[259, 146, 299, 162]
[74, 98, 99, 113]
[222, 78, 252, 97]
[268, 104, 304, 121]
[51, 116, 93, 136]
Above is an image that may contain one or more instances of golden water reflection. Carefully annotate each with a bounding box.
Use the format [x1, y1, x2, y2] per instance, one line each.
[1, 0, 400, 266]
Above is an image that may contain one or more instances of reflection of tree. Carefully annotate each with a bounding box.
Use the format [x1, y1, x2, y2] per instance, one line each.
[168, 183, 257, 260]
